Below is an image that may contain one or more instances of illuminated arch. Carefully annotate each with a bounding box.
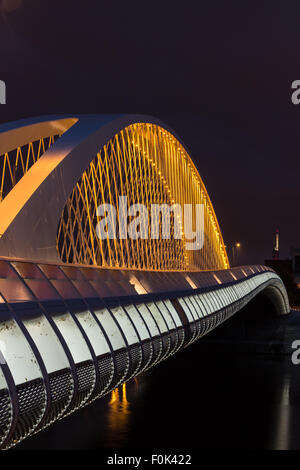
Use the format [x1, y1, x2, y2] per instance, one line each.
[57, 123, 228, 270]
[0, 115, 229, 270]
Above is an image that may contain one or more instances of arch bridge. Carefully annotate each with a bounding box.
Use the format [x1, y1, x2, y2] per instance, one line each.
[0, 115, 289, 449]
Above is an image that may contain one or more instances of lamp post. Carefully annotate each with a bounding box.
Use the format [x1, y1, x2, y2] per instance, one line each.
[232, 242, 241, 266]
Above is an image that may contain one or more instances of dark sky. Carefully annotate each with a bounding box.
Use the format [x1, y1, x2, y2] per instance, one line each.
[0, 0, 299, 265]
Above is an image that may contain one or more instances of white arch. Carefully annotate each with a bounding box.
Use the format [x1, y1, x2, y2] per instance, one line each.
[0, 114, 199, 262]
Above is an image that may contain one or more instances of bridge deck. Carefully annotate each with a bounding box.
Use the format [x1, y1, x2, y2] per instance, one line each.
[0, 259, 289, 449]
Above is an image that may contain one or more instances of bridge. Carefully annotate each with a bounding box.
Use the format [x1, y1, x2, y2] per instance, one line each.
[0, 115, 289, 449]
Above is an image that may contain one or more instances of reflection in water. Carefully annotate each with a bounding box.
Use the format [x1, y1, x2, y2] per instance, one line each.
[271, 368, 291, 450]
[106, 383, 131, 446]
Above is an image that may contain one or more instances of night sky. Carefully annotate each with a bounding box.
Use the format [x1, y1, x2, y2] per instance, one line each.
[0, 0, 299, 265]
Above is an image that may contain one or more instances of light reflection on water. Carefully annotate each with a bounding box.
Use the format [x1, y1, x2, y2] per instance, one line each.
[106, 384, 130, 443]
[273, 373, 291, 450]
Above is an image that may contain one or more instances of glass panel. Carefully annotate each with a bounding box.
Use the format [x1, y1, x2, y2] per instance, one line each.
[79, 267, 122, 297]
[0, 304, 43, 385]
[93, 307, 126, 351]
[146, 302, 168, 333]
[215, 289, 227, 307]
[11, 262, 60, 301]
[0, 261, 34, 302]
[191, 295, 205, 318]
[177, 298, 194, 322]
[188, 295, 202, 319]
[60, 266, 98, 298]
[208, 291, 220, 311]
[15, 302, 70, 374]
[220, 289, 230, 306]
[0, 366, 8, 391]
[66, 300, 110, 356]
[123, 304, 150, 341]
[198, 293, 213, 315]
[109, 306, 139, 346]
[229, 286, 238, 301]
[120, 272, 147, 295]
[38, 264, 81, 299]
[42, 301, 92, 364]
[163, 299, 182, 327]
[135, 303, 160, 336]
[183, 296, 198, 319]
[155, 300, 175, 330]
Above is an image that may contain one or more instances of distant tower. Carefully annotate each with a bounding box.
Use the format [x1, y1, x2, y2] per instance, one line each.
[0, 80, 6, 105]
[272, 229, 279, 259]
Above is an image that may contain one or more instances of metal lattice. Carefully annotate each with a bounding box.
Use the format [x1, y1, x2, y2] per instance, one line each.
[56, 123, 229, 270]
[0, 135, 60, 203]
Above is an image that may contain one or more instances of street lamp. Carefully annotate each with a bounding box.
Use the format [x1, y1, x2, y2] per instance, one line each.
[232, 242, 241, 266]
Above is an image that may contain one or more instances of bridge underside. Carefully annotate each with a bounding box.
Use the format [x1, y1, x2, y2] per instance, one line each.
[0, 259, 289, 449]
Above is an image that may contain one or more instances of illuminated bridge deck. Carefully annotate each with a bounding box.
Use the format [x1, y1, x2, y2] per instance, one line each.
[0, 260, 289, 449]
